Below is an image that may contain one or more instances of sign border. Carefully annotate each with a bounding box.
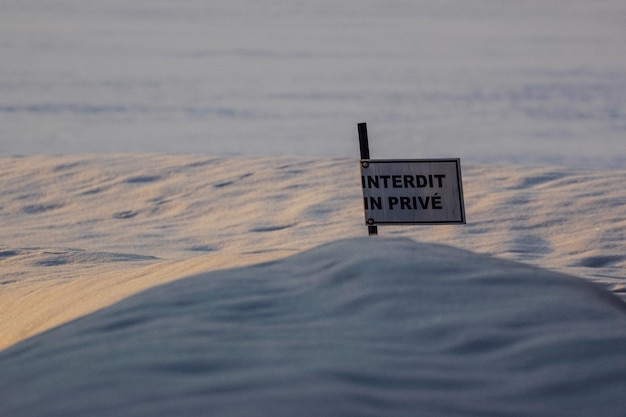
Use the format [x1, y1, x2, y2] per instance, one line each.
[360, 158, 466, 225]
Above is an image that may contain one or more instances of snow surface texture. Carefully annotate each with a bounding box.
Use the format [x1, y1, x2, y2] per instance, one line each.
[1, 155, 626, 352]
[1, 0, 626, 167]
[1, 237, 626, 417]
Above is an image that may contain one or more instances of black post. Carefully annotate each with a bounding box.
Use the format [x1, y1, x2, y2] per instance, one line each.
[358, 123, 378, 236]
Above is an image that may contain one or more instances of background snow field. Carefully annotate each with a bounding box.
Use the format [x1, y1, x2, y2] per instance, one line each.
[1, 0, 625, 167]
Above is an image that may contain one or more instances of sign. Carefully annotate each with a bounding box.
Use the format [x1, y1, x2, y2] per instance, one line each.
[360, 159, 466, 225]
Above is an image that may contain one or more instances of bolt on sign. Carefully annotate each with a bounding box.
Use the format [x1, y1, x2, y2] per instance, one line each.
[360, 159, 466, 225]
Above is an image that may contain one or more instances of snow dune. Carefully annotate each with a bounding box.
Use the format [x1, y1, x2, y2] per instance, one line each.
[1, 237, 625, 416]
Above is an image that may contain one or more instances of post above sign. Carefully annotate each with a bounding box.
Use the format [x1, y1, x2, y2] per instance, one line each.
[357, 123, 466, 234]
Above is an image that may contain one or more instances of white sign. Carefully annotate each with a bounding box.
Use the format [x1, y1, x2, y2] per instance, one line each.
[360, 159, 466, 225]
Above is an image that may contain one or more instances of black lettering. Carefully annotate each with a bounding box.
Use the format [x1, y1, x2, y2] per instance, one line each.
[432, 194, 443, 209]
[418, 196, 429, 209]
[400, 197, 411, 209]
[388, 197, 399, 209]
[367, 176, 379, 189]
[363, 173, 446, 189]
[372, 197, 382, 210]
[364, 197, 383, 210]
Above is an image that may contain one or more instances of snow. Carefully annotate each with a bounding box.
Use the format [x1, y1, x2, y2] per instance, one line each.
[1, 237, 626, 416]
[1, 155, 625, 415]
[1, 0, 626, 415]
[1, 0, 626, 166]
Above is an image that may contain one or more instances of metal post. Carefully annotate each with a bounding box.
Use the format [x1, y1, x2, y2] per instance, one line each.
[358, 123, 378, 236]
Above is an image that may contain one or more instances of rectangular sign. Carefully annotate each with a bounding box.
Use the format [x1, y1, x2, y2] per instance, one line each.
[360, 159, 466, 225]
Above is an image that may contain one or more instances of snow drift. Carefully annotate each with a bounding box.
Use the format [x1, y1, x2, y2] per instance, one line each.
[2, 237, 625, 417]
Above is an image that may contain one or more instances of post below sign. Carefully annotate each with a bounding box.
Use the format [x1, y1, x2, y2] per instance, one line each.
[360, 159, 466, 225]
